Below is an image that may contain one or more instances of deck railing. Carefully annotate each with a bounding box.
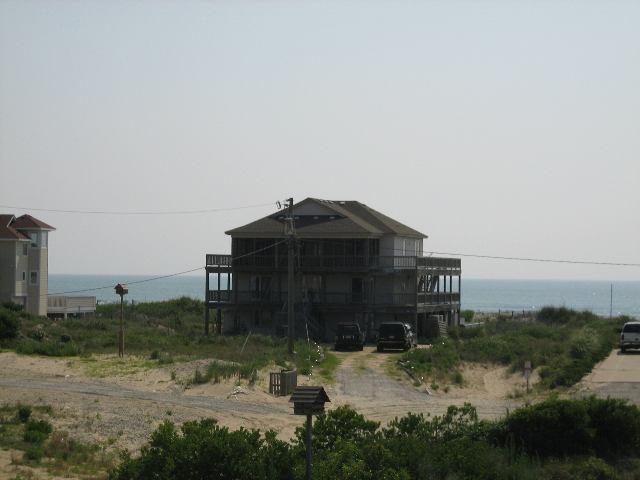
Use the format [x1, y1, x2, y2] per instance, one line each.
[207, 290, 460, 306]
[206, 254, 461, 271]
[47, 296, 97, 313]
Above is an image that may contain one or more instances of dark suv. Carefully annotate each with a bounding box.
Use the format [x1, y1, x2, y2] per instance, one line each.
[334, 323, 365, 351]
[377, 322, 417, 352]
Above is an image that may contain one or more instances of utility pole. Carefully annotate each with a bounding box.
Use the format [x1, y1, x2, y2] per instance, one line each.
[286, 197, 295, 355]
[115, 284, 128, 357]
[610, 283, 613, 319]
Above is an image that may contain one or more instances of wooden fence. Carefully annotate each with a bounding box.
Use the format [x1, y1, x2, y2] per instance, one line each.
[269, 370, 298, 396]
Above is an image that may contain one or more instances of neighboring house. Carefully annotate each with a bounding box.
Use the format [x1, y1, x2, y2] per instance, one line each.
[0, 214, 96, 317]
[0, 214, 55, 316]
[205, 198, 461, 340]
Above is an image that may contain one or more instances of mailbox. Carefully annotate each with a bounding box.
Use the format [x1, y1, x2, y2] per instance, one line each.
[115, 283, 128, 296]
[289, 386, 330, 416]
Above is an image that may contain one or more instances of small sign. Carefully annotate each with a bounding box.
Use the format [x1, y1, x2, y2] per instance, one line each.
[524, 360, 532, 392]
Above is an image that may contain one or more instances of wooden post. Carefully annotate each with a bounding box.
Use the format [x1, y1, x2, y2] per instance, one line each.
[306, 414, 313, 480]
[118, 293, 124, 357]
[205, 269, 210, 335]
[217, 268, 222, 335]
[287, 198, 295, 355]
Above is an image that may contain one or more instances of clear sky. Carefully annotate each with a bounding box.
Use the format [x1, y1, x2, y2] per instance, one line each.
[1, 1, 638, 280]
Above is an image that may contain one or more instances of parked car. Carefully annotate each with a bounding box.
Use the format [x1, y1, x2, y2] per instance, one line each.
[620, 322, 640, 353]
[334, 322, 365, 351]
[377, 322, 417, 352]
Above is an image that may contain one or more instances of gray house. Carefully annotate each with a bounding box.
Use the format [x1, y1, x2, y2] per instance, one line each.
[206, 198, 461, 340]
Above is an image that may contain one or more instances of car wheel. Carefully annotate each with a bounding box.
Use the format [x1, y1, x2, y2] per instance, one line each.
[621, 346, 626, 353]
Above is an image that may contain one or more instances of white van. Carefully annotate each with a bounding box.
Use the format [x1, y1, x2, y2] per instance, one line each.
[620, 322, 640, 353]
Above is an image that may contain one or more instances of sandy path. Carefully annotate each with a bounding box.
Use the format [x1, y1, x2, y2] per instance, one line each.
[577, 350, 640, 403]
[0, 347, 529, 458]
[322, 347, 523, 423]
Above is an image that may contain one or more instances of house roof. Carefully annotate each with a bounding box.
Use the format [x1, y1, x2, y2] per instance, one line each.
[225, 198, 426, 239]
[0, 214, 55, 241]
[11, 214, 55, 231]
[0, 215, 30, 241]
[289, 386, 331, 405]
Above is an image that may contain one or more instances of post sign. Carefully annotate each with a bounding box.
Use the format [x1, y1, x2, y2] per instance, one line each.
[524, 361, 532, 391]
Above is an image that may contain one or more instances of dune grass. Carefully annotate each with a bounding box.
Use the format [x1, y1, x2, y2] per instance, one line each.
[400, 307, 632, 389]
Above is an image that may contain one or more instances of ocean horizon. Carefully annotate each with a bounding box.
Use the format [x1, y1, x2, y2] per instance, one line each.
[48, 274, 640, 318]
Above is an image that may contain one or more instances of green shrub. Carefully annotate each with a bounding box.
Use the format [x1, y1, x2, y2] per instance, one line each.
[25, 419, 53, 436]
[111, 419, 291, 480]
[16, 338, 81, 356]
[0, 308, 20, 339]
[1, 301, 24, 312]
[24, 429, 48, 444]
[496, 397, 640, 458]
[24, 445, 45, 462]
[462, 310, 475, 322]
[24, 418, 53, 444]
[17, 405, 32, 423]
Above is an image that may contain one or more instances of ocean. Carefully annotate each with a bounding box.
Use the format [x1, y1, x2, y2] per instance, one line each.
[48, 274, 640, 318]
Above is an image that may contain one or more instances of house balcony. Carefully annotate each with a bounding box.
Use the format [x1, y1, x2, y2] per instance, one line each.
[207, 290, 460, 308]
[205, 254, 461, 274]
[47, 296, 96, 317]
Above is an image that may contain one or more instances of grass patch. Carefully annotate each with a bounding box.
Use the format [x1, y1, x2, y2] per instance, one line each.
[0, 403, 116, 476]
[0, 299, 334, 388]
[317, 352, 341, 383]
[401, 307, 630, 389]
[73, 355, 159, 378]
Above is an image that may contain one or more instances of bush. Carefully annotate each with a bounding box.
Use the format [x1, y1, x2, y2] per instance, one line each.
[496, 397, 640, 458]
[462, 310, 475, 322]
[24, 418, 53, 444]
[1, 301, 23, 312]
[16, 338, 81, 356]
[0, 308, 20, 339]
[17, 405, 32, 423]
[24, 445, 45, 462]
[111, 419, 291, 480]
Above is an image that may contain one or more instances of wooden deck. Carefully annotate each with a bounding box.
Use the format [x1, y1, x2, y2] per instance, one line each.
[206, 253, 460, 274]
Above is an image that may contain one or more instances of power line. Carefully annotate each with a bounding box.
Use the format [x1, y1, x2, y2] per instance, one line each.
[376, 245, 640, 267]
[0, 202, 275, 216]
[45, 240, 287, 297]
[425, 251, 640, 268]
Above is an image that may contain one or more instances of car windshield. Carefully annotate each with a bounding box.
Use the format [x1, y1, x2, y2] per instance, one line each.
[338, 324, 359, 333]
[379, 324, 404, 337]
[623, 324, 640, 333]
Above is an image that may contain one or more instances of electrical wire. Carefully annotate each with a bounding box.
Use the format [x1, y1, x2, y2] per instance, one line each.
[373, 245, 640, 268]
[1, 202, 275, 216]
[45, 240, 287, 297]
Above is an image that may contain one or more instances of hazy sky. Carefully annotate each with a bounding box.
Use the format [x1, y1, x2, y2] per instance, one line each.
[1, 1, 638, 280]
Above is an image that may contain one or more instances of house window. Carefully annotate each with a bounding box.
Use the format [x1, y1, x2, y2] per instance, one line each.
[22, 272, 26, 281]
[29, 232, 39, 248]
[22, 244, 28, 255]
[30, 271, 38, 285]
[41, 232, 48, 248]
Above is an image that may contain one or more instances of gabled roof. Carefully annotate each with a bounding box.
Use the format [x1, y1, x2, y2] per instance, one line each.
[0, 214, 55, 241]
[11, 214, 55, 231]
[225, 198, 426, 239]
[289, 386, 331, 405]
[0, 215, 30, 241]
